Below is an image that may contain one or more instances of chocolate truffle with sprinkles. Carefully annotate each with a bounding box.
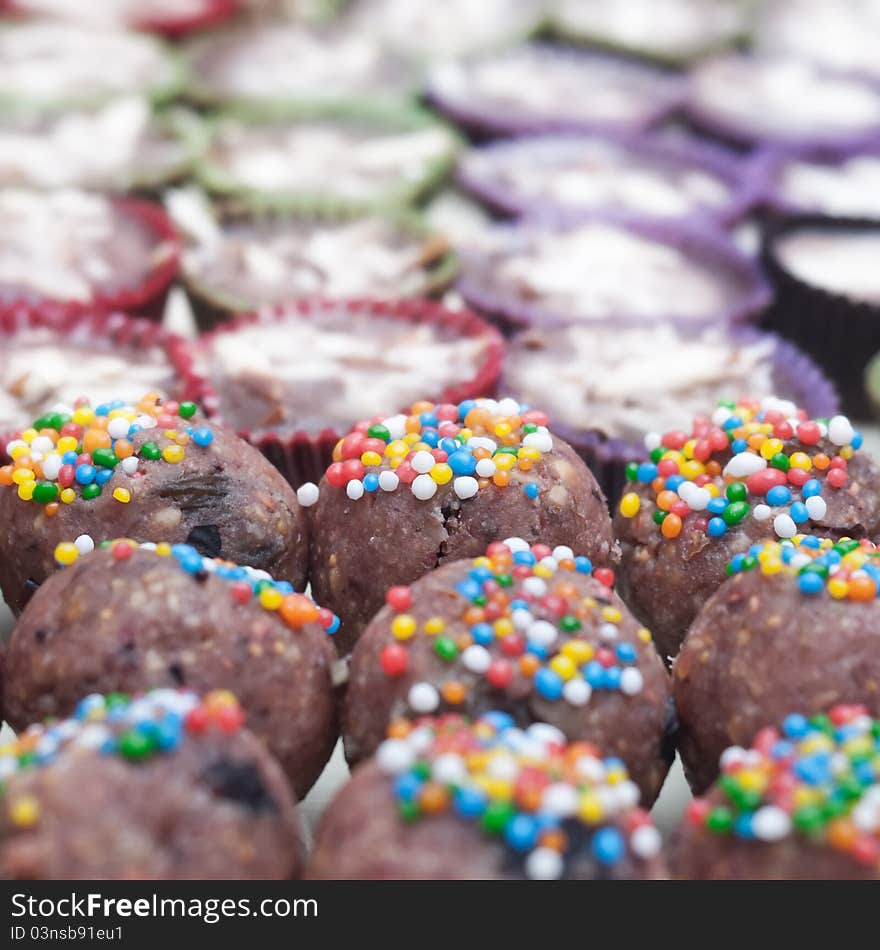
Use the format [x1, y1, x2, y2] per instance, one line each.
[344, 538, 672, 804]
[0, 689, 302, 880]
[614, 397, 880, 661]
[307, 397, 617, 654]
[309, 713, 667, 880]
[4, 539, 339, 798]
[672, 705, 880, 879]
[674, 535, 880, 794]
[0, 392, 308, 614]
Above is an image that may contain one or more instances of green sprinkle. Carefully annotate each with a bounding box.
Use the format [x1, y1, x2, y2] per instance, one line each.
[770, 452, 790, 472]
[367, 423, 390, 442]
[481, 800, 514, 835]
[118, 730, 155, 761]
[81, 484, 101, 500]
[178, 402, 198, 419]
[140, 441, 161, 461]
[706, 807, 734, 833]
[722, 500, 750, 525]
[32, 481, 58, 504]
[560, 615, 581, 632]
[92, 448, 118, 469]
[726, 482, 747, 502]
[434, 637, 458, 661]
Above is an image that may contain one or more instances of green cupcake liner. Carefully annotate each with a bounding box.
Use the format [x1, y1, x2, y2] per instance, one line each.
[194, 102, 462, 214]
[548, 0, 757, 69]
[128, 109, 210, 196]
[180, 199, 460, 330]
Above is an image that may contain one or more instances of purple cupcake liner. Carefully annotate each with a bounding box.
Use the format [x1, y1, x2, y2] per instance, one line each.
[760, 212, 880, 418]
[427, 44, 686, 139]
[685, 58, 880, 153]
[456, 212, 773, 336]
[502, 323, 840, 506]
[456, 129, 763, 230]
[750, 142, 880, 219]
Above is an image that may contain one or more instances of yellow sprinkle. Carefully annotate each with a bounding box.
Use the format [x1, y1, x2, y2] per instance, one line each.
[430, 463, 453, 485]
[517, 446, 540, 461]
[485, 778, 512, 800]
[760, 557, 782, 575]
[549, 655, 576, 680]
[403, 433, 420, 445]
[57, 436, 78, 454]
[789, 452, 812, 471]
[600, 606, 622, 624]
[458, 428, 473, 441]
[472, 556, 492, 569]
[259, 587, 282, 610]
[162, 445, 185, 463]
[12, 468, 35, 484]
[10, 444, 30, 460]
[156, 542, 172, 556]
[424, 617, 445, 636]
[578, 793, 603, 824]
[112, 488, 131, 504]
[840, 445, 854, 460]
[9, 796, 40, 828]
[606, 767, 625, 786]
[391, 614, 416, 640]
[760, 438, 783, 459]
[562, 640, 594, 664]
[17, 481, 34, 501]
[60, 488, 75, 504]
[494, 422, 511, 438]
[683, 439, 697, 459]
[637, 627, 652, 643]
[72, 408, 94, 426]
[493, 618, 514, 638]
[493, 453, 515, 471]
[385, 439, 408, 457]
[581, 597, 597, 610]
[54, 542, 78, 566]
[361, 451, 382, 467]
[533, 564, 553, 579]
[19, 428, 37, 444]
[619, 492, 640, 518]
[680, 460, 705, 480]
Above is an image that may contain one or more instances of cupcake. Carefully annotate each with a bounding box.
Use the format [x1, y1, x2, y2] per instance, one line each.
[309, 713, 667, 879]
[755, 0, 880, 85]
[183, 299, 504, 487]
[674, 536, 880, 794]
[0, 100, 203, 193]
[196, 107, 459, 212]
[551, 0, 751, 67]
[757, 144, 880, 219]
[0, 310, 192, 459]
[614, 399, 880, 661]
[308, 396, 617, 654]
[5, 539, 338, 798]
[673, 704, 880, 879]
[686, 54, 880, 150]
[2, 0, 239, 36]
[761, 215, 880, 416]
[0, 21, 183, 112]
[348, 0, 546, 60]
[502, 323, 839, 503]
[457, 216, 770, 334]
[168, 189, 458, 330]
[0, 188, 180, 322]
[343, 538, 673, 804]
[457, 132, 757, 227]
[185, 20, 414, 110]
[0, 393, 308, 614]
[0, 689, 303, 880]
[868, 352, 880, 419]
[427, 43, 684, 137]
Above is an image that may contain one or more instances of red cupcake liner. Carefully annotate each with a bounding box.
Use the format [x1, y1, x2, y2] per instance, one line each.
[176, 298, 506, 488]
[0, 307, 196, 462]
[0, 197, 181, 324]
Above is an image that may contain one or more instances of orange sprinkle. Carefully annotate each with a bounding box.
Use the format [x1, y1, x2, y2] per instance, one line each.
[44, 502, 60, 518]
[519, 654, 540, 676]
[463, 607, 485, 626]
[656, 490, 678, 512]
[0, 465, 13, 486]
[848, 576, 877, 601]
[113, 439, 134, 459]
[82, 429, 111, 454]
[419, 782, 449, 814]
[661, 513, 682, 539]
[813, 453, 830, 470]
[493, 471, 510, 488]
[827, 818, 858, 852]
[279, 593, 320, 627]
[387, 719, 410, 739]
[517, 458, 533, 472]
[441, 681, 466, 705]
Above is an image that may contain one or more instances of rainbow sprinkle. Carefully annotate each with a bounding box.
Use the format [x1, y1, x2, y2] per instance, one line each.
[618, 397, 863, 542]
[52, 538, 340, 635]
[324, 398, 553, 502]
[378, 713, 661, 879]
[687, 705, 880, 868]
[727, 536, 880, 600]
[0, 690, 245, 827]
[0, 394, 214, 513]
[380, 538, 647, 714]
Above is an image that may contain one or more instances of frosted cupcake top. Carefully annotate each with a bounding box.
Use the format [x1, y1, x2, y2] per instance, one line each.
[771, 151, 880, 219]
[774, 229, 880, 304]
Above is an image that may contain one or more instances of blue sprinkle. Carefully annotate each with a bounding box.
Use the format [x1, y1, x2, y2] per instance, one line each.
[456, 579, 482, 599]
[447, 450, 476, 476]
[766, 485, 792, 507]
[790, 501, 809, 524]
[74, 464, 96, 485]
[363, 473, 380, 492]
[128, 424, 142, 436]
[509, 598, 530, 611]
[665, 474, 685, 492]
[795, 752, 831, 786]
[394, 773, 422, 802]
[637, 462, 657, 483]
[95, 469, 113, 486]
[482, 710, 514, 732]
[524, 482, 539, 499]
[469, 566, 494, 584]
[505, 814, 539, 852]
[534, 668, 563, 700]
[471, 623, 494, 646]
[770, 740, 794, 760]
[574, 556, 592, 574]
[62, 451, 78, 464]
[275, 581, 294, 595]
[454, 786, 486, 818]
[584, 660, 604, 688]
[855, 761, 876, 786]
[616, 643, 637, 664]
[801, 535, 823, 550]
[731, 437, 748, 453]
[419, 412, 439, 429]
[707, 497, 728, 515]
[326, 615, 340, 635]
[708, 517, 727, 538]
[734, 813, 755, 839]
[420, 429, 440, 448]
[95, 403, 111, 416]
[592, 827, 625, 865]
[525, 641, 548, 660]
[192, 427, 214, 447]
[729, 553, 745, 573]
[513, 551, 536, 566]
[457, 400, 476, 421]
[603, 666, 622, 689]
[802, 478, 822, 498]
[783, 713, 809, 738]
[852, 432, 863, 450]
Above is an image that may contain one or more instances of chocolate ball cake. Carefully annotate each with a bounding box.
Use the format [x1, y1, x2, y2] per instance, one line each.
[344, 538, 672, 803]
[308, 397, 618, 654]
[674, 535, 880, 793]
[0, 392, 308, 614]
[672, 705, 880, 879]
[614, 397, 880, 661]
[309, 713, 667, 880]
[4, 539, 339, 798]
[0, 689, 302, 880]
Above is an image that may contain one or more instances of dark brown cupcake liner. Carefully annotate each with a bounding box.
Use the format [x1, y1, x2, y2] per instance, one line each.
[176, 298, 506, 488]
[457, 212, 772, 335]
[0, 307, 196, 462]
[504, 325, 839, 506]
[0, 197, 181, 324]
[760, 213, 880, 417]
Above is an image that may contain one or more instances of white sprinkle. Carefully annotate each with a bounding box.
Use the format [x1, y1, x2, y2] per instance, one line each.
[411, 450, 435, 474]
[614, 780, 641, 810]
[723, 452, 767, 478]
[511, 608, 533, 629]
[376, 739, 415, 775]
[620, 667, 644, 695]
[522, 576, 547, 597]
[5, 439, 26, 455]
[432, 753, 466, 784]
[790, 553, 812, 571]
[562, 678, 591, 706]
[526, 848, 563, 880]
[475, 457, 496, 477]
[41, 453, 62, 481]
[774, 513, 797, 538]
[526, 723, 567, 748]
[378, 470, 399, 492]
[74, 534, 94, 556]
[753, 503, 772, 521]
[407, 682, 439, 713]
[630, 825, 662, 858]
[107, 417, 130, 440]
[487, 751, 518, 780]
[805, 495, 827, 521]
[712, 406, 732, 425]
[575, 755, 605, 782]
[453, 475, 478, 499]
[720, 746, 748, 769]
[468, 436, 497, 453]
[296, 482, 320, 507]
[828, 415, 855, 447]
[121, 457, 139, 475]
[30, 435, 54, 454]
[679, 484, 711, 511]
[541, 783, 578, 817]
[346, 480, 364, 501]
[133, 414, 156, 430]
[552, 545, 574, 561]
[496, 397, 522, 416]
[598, 623, 618, 641]
[527, 620, 558, 646]
[643, 431, 661, 452]
[382, 414, 407, 441]
[462, 644, 491, 674]
[411, 473, 438, 500]
[522, 431, 552, 452]
[752, 805, 792, 841]
[503, 536, 530, 552]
